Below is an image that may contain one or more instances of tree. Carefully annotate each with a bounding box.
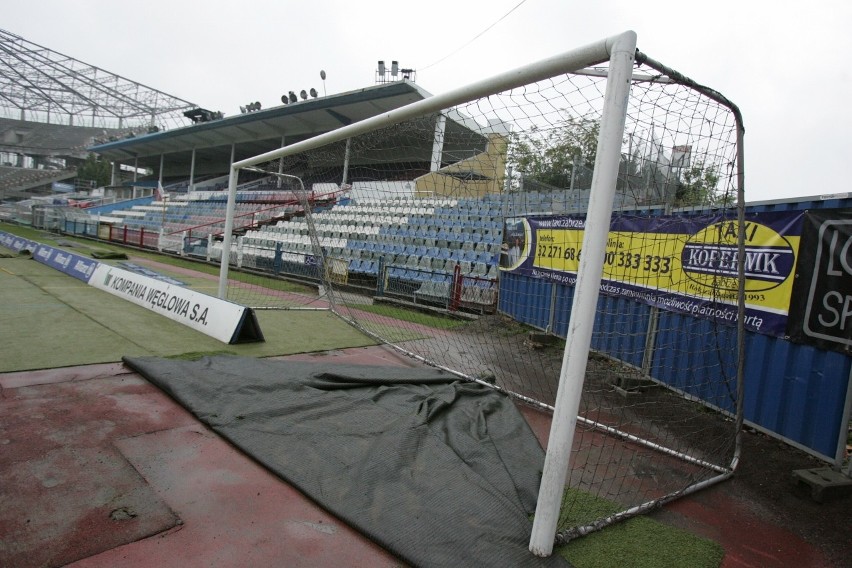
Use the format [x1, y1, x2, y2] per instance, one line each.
[509, 115, 600, 190]
[673, 160, 721, 207]
[76, 153, 112, 188]
[510, 116, 723, 208]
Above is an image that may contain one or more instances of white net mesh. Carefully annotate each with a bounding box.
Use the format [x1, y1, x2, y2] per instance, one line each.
[214, 49, 743, 544]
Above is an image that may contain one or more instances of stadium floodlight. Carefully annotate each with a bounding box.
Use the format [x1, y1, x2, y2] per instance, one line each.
[289, 91, 297, 104]
[377, 60, 385, 77]
[300, 90, 307, 100]
[310, 88, 318, 98]
[320, 70, 327, 95]
[391, 61, 399, 76]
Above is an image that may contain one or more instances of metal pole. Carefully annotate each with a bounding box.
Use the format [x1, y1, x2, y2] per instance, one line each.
[569, 154, 578, 211]
[529, 30, 636, 557]
[342, 138, 352, 185]
[277, 136, 285, 188]
[836, 366, 852, 475]
[189, 148, 196, 192]
[430, 114, 447, 172]
[217, 144, 238, 299]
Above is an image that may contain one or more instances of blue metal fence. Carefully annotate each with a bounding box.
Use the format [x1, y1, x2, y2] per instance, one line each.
[497, 195, 852, 463]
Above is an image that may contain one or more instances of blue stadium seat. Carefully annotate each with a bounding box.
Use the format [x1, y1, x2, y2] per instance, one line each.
[363, 261, 378, 275]
[478, 252, 496, 265]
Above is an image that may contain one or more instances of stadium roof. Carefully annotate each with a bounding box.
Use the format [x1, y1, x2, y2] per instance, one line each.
[0, 28, 196, 131]
[88, 81, 490, 178]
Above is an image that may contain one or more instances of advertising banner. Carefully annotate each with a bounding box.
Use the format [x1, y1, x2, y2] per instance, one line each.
[0, 231, 38, 254]
[787, 209, 852, 353]
[500, 210, 805, 337]
[32, 244, 100, 282]
[89, 264, 264, 344]
[0, 231, 262, 344]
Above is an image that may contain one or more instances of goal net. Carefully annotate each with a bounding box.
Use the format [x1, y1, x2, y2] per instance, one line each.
[213, 32, 745, 554]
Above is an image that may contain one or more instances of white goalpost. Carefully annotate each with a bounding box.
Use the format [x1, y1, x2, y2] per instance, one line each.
[528, 31, 636, 555]
[213, 29, 746, 556]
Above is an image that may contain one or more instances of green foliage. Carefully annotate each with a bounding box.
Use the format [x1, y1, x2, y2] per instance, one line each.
[509, 115, 724, 208]
[76, 153, 112, 188]
[674, 160, 722, 207]
[510, 115, 600, 189]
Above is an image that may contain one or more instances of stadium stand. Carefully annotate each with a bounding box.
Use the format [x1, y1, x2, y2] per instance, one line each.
[43, 165, 646, 314]
[212, 190, 510, 310]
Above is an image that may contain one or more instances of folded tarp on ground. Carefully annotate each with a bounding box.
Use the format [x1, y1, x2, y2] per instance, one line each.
[123, 355, 569, 568]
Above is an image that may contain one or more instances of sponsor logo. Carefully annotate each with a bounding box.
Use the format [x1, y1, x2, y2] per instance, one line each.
[803, 219, 852, 347]
[682, 221, 795, 292]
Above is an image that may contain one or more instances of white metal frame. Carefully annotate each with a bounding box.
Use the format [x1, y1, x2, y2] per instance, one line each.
[217, 31, 634, 300]
[215, 30, 745, 555]
[528, 30, 636, 556]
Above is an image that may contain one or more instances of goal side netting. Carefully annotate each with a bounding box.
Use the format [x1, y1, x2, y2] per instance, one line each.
[213, 31, 745, 555]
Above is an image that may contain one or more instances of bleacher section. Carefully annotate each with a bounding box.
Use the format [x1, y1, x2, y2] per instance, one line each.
[0, 117, 132, 156]
[0, 166, 77, 197]
[206, 187, 641, 310]
[88, 177, 313, 253]
[221, 195, 506, 309]
[81, 178, 639, 311]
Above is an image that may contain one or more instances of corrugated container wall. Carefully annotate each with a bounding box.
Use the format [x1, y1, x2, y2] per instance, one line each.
[497, 195, 852, 462]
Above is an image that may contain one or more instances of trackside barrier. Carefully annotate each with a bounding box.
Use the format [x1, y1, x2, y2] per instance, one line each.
[0, 232, 264, 345]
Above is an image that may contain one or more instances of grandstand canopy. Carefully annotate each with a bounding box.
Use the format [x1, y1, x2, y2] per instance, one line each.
[89, 81, 491, 181]
[0, 28, 196, 131]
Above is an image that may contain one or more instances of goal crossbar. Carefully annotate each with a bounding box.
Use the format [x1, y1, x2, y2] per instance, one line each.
[217, 31, 634, 299]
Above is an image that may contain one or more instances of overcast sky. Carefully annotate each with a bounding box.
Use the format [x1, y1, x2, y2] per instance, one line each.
[4, 0, 850, 203]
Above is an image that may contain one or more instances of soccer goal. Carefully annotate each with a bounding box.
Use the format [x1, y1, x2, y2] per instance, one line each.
[214, 30, 746, 555]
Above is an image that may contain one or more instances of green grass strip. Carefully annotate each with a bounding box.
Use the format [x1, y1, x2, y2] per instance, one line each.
[0, 222, 313, 295]
[552, 489, 724, 568]
[352, 302, 468, 330]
